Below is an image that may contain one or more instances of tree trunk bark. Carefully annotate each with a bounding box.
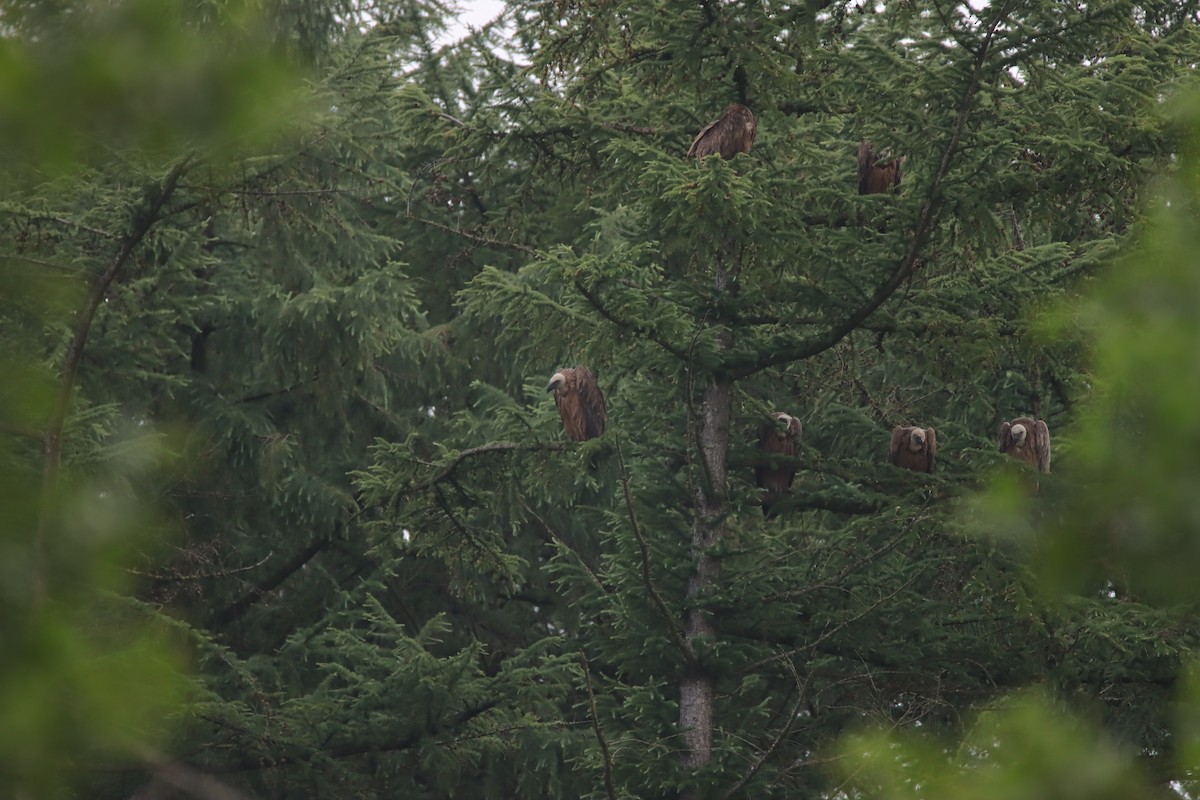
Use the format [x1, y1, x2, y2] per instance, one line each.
[679, 260, 734, 797]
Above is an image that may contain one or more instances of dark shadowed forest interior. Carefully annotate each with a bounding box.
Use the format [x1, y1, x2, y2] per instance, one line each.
[4, 1, 1200, 798]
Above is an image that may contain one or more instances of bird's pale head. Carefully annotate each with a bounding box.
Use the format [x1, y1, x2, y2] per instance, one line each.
[1010, 423, 1027, 447]
[773, 412, 802, 439]
[909, 429, 925, 450]
[547, 371, 566, 394]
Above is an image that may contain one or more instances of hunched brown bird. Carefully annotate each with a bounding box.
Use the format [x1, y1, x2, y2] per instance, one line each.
[889, 426, 937, 474]
[998, 417, 1051, 473]
[547, 367, 607, 442]
[687, 104, 758, 160]
[857, 140, 905, 195]
[756, 412, 803, 516]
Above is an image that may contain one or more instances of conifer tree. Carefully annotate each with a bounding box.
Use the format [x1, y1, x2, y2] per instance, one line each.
[3, 1, 583, 796]
[840, 81, 1200, 800]
[363, 1, 1200, 797]
[5, 0, 1200, 798]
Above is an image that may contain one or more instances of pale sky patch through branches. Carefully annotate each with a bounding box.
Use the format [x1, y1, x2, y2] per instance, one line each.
[440, 0, 506, 43]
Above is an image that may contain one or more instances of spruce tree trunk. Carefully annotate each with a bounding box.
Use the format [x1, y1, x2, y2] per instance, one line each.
[680, 377, 731, 768]
[680, 262, 734, 796]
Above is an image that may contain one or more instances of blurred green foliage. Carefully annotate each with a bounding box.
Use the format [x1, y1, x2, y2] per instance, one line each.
[0, 1, 308, 796]
[841, 691, 1159, 800]
[0, 0, 308, 176]
[1025, 89, 1200, 604]
[0, 363, 189, 797]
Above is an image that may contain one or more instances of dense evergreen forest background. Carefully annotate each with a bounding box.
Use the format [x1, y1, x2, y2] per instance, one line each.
[3, 1, 1200, 798]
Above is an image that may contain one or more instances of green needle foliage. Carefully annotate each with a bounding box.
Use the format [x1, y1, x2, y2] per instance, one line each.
[4, 1, 1200, 798]
[841, 85, 1200, 800]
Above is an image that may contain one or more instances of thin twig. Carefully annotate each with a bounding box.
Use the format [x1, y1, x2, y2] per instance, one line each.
[395, 441, 572, 502]
[521, 499, 612, 596]
[127, 550, 274, 583]
[574, 278, 692, 362]
[764, 508, 928, 605]
[581, 651, 620, 800]
[741, 555, 927, 677]
[614, 435, 693, 662]
[407, 213, 541, 255]
[0, 253, 79, 273]
[721, 661, 812, 799]
[599, 121, 658, 136]
[25, 214, 119, 240]
[212, 540, 331, 627]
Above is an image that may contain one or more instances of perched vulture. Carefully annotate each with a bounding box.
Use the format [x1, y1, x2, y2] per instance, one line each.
[889, 425, 937, 474]
[547, 367, 607, 442]
[756, 412, 803, 516]
[687, 104, 758, 160]
[998, 417, 1051, 473]
[857, 140, 905, 195]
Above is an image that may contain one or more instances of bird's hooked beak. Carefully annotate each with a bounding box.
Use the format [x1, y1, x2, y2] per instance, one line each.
[547, 372, 565, 393]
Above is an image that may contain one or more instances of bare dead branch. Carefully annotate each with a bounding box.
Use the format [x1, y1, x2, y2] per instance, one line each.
[128, 550, 274, 583]
[26, 214, 119, 240]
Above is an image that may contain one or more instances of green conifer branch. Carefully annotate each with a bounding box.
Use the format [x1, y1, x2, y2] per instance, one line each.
[721, 662, 812, 799]
[615, 436, 694, 663]
[581, 650, 620, 800]
[34, 153, 194, 608]
[390, 441, 573, 503]
[731, 4, 1016, 378]
[574, 278, 692, 362]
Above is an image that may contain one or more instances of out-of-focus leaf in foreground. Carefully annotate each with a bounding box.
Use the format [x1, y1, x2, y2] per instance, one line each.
[0, 0, 309, 176]
[839, 691, 1158, 800]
